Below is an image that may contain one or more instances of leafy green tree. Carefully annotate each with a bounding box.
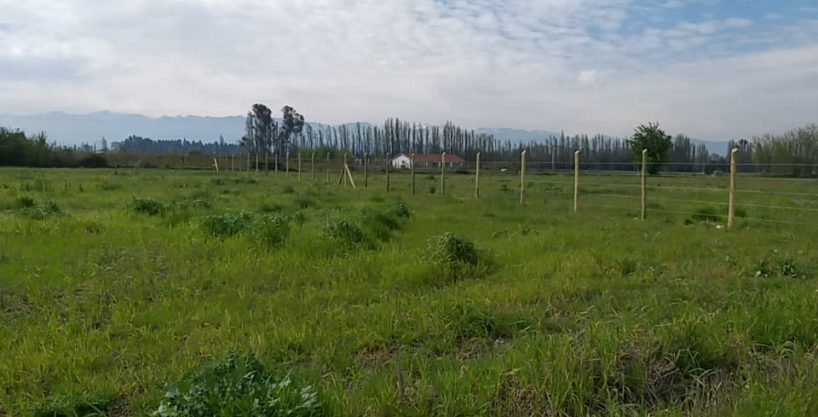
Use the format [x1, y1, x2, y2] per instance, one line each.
[629, 122, 672, 174]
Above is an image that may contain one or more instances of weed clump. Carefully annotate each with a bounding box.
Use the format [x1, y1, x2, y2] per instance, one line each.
[17, 199, 61, 220]
[152, 353, 326, 417]
[13, 196, 36, 209]
[322, 219, 369, 249]
[754, 251, 802, 278]
[425, 233, 484, 280]
[391, 201, 411, 219]
[201, 212, 254, 237]
[443, 302, 529, 341]
[252, 215, 290, 247]
[129, 197, 164, 216]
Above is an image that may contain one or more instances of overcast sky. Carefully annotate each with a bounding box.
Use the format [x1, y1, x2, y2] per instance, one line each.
[1, 0, 817, 139]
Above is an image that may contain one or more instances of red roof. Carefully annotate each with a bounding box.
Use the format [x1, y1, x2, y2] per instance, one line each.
[396, 153, 465, 162]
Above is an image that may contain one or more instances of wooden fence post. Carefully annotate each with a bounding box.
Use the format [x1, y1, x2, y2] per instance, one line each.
[573, 150, 580, 212]
[728, 148, 738, 228]
[475, 152, 481, 198]
[520, 150, 527, 205]
[343, 152, 348, 187]
[441, 152, 447, 195]
[411, 153, 416, 196]
[641, 149, 647, 220]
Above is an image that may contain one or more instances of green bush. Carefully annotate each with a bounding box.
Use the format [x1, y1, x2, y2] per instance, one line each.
[391, 202, 411, 219]
[129, 197, 164, 216]
[152, 353, 326, 417]
[201, 212, 254, 238]
[322, 219, 369, 249]
[18, 199, 61, 220]
[252, 215, 290, 247]
[13, 195, 35, 209]
[425, 233, 483, 280]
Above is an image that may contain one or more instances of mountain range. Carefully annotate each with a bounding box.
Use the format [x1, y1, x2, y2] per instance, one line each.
[0, 111, 730, 155]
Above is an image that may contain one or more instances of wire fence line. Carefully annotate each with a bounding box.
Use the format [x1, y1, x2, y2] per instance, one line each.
[97, 150, 818, 228]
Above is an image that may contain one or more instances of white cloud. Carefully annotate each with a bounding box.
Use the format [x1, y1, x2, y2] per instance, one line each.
[0, 0, 815, 140]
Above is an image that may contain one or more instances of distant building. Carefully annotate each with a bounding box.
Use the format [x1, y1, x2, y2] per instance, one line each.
[391, 153, 466, 169]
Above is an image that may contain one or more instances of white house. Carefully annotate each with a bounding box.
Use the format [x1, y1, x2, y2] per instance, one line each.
[390, 153, 466, 169]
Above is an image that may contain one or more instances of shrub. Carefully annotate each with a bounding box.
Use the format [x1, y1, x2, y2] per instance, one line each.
[322, 219, 369, 249]
[425, 233, 483, 280]
[201, 212, 253, 238]
[129, 197, 164, 216]
[252, 215, 290, 247]
[152, 353, 326, 417]
[754, 251, 802, 278]
[391, 201, 411, 219]
[13, 196, 35, 209]
[19, 199, 61, 220]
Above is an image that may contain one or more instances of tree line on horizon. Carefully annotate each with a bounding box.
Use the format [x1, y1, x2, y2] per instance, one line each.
[1, 105, 817, 176]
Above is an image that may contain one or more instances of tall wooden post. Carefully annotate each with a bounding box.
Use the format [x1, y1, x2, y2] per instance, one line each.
[343, 152, 348, 187]
[727, 148, 738, 228]
[573, 151, 580, 212]
[440, 152, 447, 195]
[475, 152, 481, 198]
[520, 150, 527, 205]
[411, 153, 416, 196]
[641, 149, 647, 220]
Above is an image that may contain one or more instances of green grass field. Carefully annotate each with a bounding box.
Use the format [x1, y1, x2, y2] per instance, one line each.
[2, 167, 818, 416]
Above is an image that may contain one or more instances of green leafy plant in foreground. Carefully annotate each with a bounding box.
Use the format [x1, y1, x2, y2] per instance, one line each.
[200, 212, 254, 238]
[425, 232, 483, 280]
[152, 353, 327, 417]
